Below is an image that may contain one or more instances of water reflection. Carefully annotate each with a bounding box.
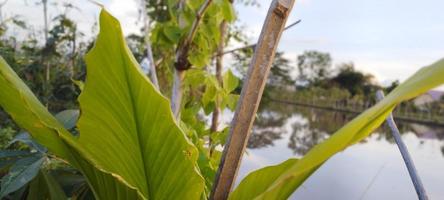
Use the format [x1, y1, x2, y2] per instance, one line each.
[237, 102, 444, 200]
[248, 102, 444, 156]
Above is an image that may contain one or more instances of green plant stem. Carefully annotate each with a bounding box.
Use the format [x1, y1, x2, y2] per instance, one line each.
[171, 0, 214, 117]
[210, 3, 232, 155]
[171, 70, 184, 118]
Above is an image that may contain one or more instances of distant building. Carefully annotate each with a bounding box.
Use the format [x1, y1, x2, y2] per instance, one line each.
[413, 90, 444, 106]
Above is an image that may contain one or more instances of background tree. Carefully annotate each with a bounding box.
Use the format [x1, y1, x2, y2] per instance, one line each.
[297, 50, 332, 85]
[330, 62, 376, 97]
[385, 80, 400, 94]
[268, 52, 295, 86]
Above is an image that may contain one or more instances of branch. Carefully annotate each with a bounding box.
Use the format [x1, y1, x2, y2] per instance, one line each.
[210, 0, 235, 155]
[210, 20, 229, 156]
[376, 90, 429, 200]
[171, 0, 214, 117]
[210, 0, 296, 199]
[216, 19, 301, 57]
[171, 70, 184, 118]
[283, 19, 301, 31]
[175, 0, 213, 71]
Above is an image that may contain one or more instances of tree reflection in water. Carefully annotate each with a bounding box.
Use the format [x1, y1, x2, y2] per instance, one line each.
[248, 102, 444, 156]
[247, 110, 290, 149]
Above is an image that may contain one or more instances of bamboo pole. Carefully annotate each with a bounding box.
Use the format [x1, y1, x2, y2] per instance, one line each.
[210, 1, 295, 199]
[376, 90, 428, 200]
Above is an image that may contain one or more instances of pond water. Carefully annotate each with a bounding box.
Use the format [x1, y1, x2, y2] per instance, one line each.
[234, 102, 444, 200]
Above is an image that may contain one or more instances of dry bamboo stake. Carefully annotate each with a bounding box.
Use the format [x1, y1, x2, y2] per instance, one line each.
[210, 1, 295, 199]
[376, 90, 428, 200]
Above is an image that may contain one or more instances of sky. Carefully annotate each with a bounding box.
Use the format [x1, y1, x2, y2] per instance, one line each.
[2, 0, 444, 87]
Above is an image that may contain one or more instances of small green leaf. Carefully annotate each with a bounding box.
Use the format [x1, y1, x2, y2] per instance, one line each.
[0, 155, 45, 198]
[202, 78, 219, 107]
[0, 150, 32, 159]
[184, 69, 206, 87]
[162, 25, 182, 43]
[221, 0, 236, 22]
[72, 79, 84, 91]
[55, 110, 79, 130]
[210, 149, 222, 167]
[188, 48, 209, 68]
[210, 127, 230, 147]
[223, 94, 239, 111]
[223, 70, 239, 93]
[8, 133, 47, 153]
[201, 21, 220, 43]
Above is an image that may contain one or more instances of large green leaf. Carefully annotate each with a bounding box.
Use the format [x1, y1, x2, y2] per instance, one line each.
[0, 57, 77, 162]
[0, 50, 142, 200]
[230, 58, 444, 199]
[0, 60, 148, 198]
[76, 10, 204, 199]
[0, 9, 205, 200]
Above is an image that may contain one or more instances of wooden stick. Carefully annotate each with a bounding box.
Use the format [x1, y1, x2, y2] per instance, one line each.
[376, 90, 428, 200]
[210, 1, 295, 199]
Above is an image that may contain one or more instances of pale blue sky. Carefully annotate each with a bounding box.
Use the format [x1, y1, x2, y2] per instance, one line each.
[3, 0, 444, 87]
[236, 0, 444, 85]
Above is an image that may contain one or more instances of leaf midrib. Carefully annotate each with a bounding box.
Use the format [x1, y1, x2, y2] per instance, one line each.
[118, 34, 151, 198]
